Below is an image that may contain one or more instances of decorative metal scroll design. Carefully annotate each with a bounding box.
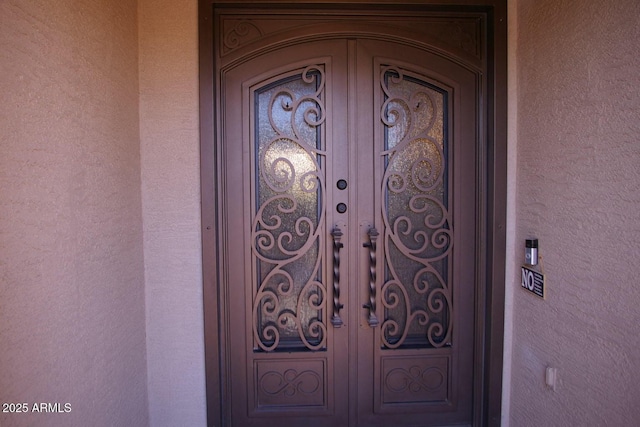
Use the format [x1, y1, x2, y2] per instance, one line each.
[252, 66, 327, 352]
[260, 369, 322, 397]
[379, 66, 453, 349]
[385, 365, 445, 393]
[223, 20, 263, 51]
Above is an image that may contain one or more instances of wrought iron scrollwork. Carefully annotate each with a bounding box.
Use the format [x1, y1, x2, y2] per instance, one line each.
[252, 65, 328, 352]
[260, 369, 322, 396]
[379, 65, 453, 349]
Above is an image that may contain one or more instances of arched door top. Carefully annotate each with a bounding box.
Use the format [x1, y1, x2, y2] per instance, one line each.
[217, 13, 485, 72]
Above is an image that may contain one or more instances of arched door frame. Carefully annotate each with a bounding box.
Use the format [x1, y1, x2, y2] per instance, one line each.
[199, 2, 507, 426]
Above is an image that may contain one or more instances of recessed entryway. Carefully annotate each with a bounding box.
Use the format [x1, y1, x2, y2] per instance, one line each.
[199, 2, 507, 426]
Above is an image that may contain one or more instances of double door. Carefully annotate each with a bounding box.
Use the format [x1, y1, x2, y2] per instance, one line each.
[220, 37, 478, 426]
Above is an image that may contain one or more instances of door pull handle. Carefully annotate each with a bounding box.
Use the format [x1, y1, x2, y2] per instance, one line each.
[363, 227, 380, 327]
[331, 227, 345, 327]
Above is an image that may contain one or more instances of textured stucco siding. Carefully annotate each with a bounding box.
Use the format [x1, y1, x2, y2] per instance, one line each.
[138, 0, 207, 425]
[3, 0, 640, 426]
[0, 1, 148, 426]
[511, 0, 640, 425]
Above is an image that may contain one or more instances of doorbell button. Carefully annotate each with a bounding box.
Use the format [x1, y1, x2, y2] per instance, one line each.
[525, 239, 538, 265]
[336, 179, 348, 190]
[336, 203, 347, 213]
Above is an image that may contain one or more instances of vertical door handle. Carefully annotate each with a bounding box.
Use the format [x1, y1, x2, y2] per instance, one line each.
[363, 227, 380, 327]
[331, 227, 345, 327]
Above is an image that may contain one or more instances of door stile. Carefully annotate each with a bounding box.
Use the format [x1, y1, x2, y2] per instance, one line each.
[471, 69, 487, 427]
[220, 63, 249, 425]
[352, 39, 379, 426]
[370, 50, 384, 421]
[345, 38, 360, 427]
[325, 43, 351, 426]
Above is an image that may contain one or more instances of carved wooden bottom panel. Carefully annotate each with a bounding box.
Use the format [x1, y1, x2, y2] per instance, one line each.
[254, 358, 327, 411]
[381, 355, 450, 406]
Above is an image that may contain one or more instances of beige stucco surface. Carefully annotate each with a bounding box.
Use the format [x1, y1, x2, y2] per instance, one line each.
[510, 0, 640, 425]
[138, 0, 207, 425]
[0, 1, 148, 426]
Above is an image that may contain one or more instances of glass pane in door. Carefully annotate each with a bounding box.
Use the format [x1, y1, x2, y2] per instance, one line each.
[251, 66, 328, 352]
[379, 66, 452, 349]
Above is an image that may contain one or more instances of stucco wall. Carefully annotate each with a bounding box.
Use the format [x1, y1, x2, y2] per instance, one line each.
[138, 0, 206, 425]
[0, 1, 148, 426]
[511, 0, 640, 425]
[501, 0, 519, 423]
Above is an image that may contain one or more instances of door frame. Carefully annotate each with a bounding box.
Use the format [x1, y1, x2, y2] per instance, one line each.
[198, 1, 507, 426]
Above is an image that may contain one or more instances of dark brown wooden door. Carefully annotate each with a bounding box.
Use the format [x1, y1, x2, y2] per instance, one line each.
[219, 33, 478, 426]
